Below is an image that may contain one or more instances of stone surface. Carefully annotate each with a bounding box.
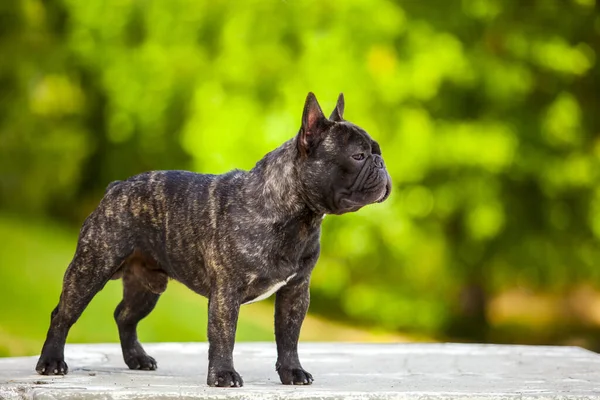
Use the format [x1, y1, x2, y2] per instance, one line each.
[1, 342, 600, 399]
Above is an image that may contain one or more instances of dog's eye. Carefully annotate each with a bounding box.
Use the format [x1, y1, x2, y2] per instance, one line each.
[352, 153, 366, 161]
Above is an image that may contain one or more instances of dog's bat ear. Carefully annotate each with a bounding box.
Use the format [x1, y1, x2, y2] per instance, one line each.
[299, 92, 330, 156]
[329, 93, 345, 122]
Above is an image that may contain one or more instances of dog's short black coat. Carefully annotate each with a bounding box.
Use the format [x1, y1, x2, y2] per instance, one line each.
[36, 92, 391, 387]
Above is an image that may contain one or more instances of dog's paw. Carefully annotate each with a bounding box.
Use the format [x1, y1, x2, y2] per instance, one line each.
[125, 354, 157, 370]
[36, 357, 68, 375]
[277, 366, 313, 385]
[207, 369, 244, 387]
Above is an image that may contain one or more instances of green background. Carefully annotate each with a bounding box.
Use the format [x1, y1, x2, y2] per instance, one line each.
[1, 0, 599, 357]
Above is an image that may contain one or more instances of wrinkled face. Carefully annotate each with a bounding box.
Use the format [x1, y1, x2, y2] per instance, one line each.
[296, 93, 392, 215]
[320, 123, 391, 214]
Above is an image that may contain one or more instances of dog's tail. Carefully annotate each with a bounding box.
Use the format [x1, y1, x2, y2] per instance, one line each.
[105, 180, 123, 193]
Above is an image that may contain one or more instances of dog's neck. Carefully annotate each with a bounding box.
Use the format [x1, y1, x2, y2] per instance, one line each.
[246, 138, 323, 222]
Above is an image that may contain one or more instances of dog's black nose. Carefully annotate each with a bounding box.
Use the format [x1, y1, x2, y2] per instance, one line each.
[372, 154, 385, 169]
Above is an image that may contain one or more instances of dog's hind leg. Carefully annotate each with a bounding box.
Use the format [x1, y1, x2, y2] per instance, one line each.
[114, 259, 167, 370]
[35, 242, 124, 375]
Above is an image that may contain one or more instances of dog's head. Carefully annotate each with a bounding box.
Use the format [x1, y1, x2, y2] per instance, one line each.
[296, 92, 392, 215]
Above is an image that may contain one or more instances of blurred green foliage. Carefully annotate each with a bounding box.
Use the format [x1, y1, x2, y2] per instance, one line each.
[1, 0, 599, 350]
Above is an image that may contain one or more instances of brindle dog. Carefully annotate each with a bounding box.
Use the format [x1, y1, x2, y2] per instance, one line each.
[36, 92, 392, 387]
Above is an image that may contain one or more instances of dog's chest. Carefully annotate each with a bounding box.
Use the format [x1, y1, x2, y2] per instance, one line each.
[242, 273, 296, 305]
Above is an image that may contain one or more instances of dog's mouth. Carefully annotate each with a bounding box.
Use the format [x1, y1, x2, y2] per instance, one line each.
[337, 198, 364, 213]
[335, 179, 391, 214]
[377, 176, 392, 203]
[331, 168, 391, 214]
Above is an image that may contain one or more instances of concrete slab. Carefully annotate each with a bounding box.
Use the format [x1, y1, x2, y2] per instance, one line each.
[1, 343, 599, 399]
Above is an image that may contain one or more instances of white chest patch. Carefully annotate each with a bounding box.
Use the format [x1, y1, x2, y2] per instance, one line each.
[243, 273, 297, 305]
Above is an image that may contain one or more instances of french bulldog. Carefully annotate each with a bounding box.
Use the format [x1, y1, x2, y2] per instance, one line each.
[36, 92, 392, 387]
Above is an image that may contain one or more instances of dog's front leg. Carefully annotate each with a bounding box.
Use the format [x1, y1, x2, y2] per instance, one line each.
[206, 287, 243, 387]
[274, 277, 314, 385]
